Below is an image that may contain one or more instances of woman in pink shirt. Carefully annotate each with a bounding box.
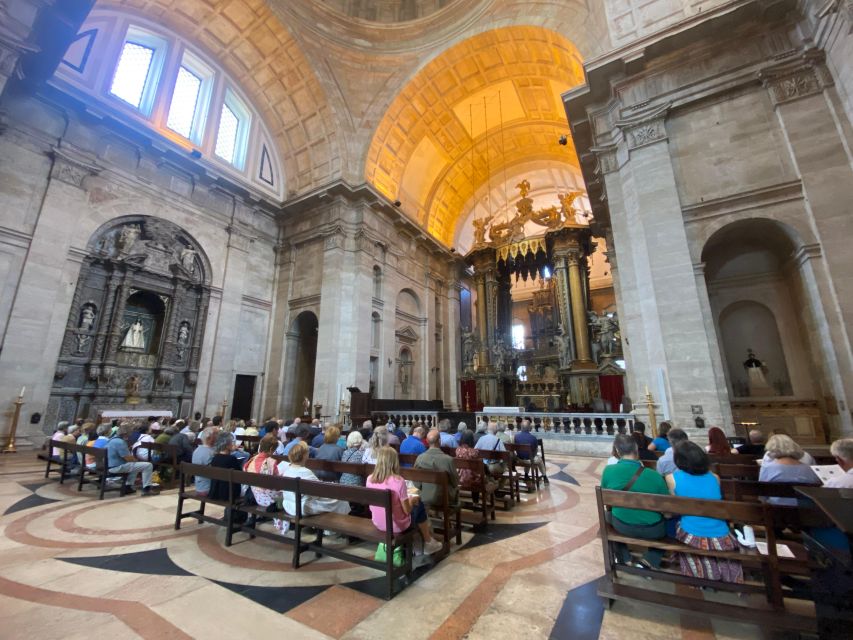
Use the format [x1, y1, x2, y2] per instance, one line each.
[366, 447, 443, 555]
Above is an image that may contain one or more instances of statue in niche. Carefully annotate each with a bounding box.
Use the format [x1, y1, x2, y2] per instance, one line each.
[472, 216, 491, 246]
[117, 224, 141, 256]
[555, 324, 571, 369]
[121, 319, 147, 350]
[125, 374, 141, 403]
[79, 304, 96, 331]
[179, 246, 197, 274]
[176, 322, 191, 359]
[743, 349, 776, 397]
[461, 330, 478, 371]
[491, 342, 506, 372]
[75, 333, 91, 354]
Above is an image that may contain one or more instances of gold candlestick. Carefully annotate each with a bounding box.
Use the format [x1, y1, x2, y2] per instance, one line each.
[3, 393, 25, 454]
[644, 386, 659, 438]
[464, 391, 470, 412]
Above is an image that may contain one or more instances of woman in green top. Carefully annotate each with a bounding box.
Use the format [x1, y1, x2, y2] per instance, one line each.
[600, 434, 670, 568]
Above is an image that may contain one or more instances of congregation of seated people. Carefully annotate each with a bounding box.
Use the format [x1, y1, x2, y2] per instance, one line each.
[601, 422, 853, 586]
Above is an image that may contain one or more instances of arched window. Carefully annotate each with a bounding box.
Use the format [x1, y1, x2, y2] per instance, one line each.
[373, 266, 382, 299]
[512, 323, 525, 350]
[371, 312, 381, 349]
[54, 10, 283, 199]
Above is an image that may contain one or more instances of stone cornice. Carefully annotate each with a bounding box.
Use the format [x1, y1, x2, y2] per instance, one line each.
[758, 49, 833, 105]
[681, 180, 804, 223]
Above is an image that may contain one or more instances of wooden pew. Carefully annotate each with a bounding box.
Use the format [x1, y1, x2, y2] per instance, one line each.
[73, 443, 130, 499]
[133, 441, 180, 483]
[714, 463, 760, 481]
[235, 434, 261, 454]
[506, 442, 541, 491]
[596, 487, 817, 633]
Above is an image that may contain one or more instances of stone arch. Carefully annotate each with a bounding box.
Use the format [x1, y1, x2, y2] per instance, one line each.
[283, 310, 319, 417]
[364, 25, 587, 245]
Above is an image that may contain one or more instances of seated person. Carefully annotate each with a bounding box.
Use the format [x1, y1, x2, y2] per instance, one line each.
[632, 421, 652, 449]
[762, 430, 815, 466]
[475, 422, 507, 482]
[106, 423, 157, 496]
[736, 429, 766, 456]
[414, 429, 459, 507]
[759, 434, 820, 505]
[280, 442, 349, 517]
[168, 426, 195, 464]
[208, 432, 249, 525]
[400, 426, 427, 461]
[363, 426, 390, 465]
[706, 426, 738, 455]
[191, 426, 219, 496]
[632, 431, 658, 461]
[826, 438, 853, 488]
[340, 431, 366, 486]
[648, 421, 672, 453]
[656, 428, 689, 476]
[314, 425, 344, 482]
[601, 434, 669, 568]
[514, 420, 549, 485]
[456, 431, 496, 494]
[244, 434, 283, 510]
[665, 442, 742, 584]
[367, 446, 442, 556]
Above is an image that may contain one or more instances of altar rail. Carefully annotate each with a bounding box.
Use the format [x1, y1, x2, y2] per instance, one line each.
[475, 411, 635, 435]
[370, 411, 439, 429]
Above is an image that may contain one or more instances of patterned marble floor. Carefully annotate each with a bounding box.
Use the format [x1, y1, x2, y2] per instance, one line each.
[0, 454, 767, 639]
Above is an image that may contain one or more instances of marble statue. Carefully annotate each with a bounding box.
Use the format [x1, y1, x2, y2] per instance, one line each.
[122, 319, 147, 350]
[117, 224, 141, 256]
[554, 324, 571, 368]
[743, 349, 775, 397]
[461, 330, 477, 369]
[176, 322, 190, 358]
[472, 216, 491, 245]
[180, 247, 197, 274]
[79, 304, 96, 331]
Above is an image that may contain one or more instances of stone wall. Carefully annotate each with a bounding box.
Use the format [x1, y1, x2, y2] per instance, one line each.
[0, 90, 277, 442]
[566, 2, 853, 438]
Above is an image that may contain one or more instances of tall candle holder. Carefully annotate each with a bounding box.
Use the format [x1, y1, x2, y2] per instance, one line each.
[3, 392, 25, 454]
[644, 386, 660, 438]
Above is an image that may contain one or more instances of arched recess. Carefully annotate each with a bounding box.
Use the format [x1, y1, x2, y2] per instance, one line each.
[46, 215, 212, 427]
[395, 288, 423, 399]
[283, 310, 319, 417]
[718, 301, 792, 398]
[701, 217, 835, 441]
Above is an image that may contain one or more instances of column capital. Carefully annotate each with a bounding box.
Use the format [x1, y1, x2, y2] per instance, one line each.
[590, 144, 619, 175]
[758, 49, 832, 106]
[616, 103, 671, 151]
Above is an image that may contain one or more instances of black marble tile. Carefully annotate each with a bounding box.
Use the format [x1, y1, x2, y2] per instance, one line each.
[3, 493, 61, 515]
[463, 521, 549, 552]
[60, 548, 193, 576]
[550, 469, 580, 486]
[342, 560, 434, 599]
[549, 577, 605, 640]
[211, 579, 328, 613]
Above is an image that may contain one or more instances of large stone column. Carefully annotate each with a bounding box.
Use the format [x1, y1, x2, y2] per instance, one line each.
[551, 252, 575, 361]
[760, 51, 853, 436]
[567, 250, 594, 365]
[596, 107, 732, 431]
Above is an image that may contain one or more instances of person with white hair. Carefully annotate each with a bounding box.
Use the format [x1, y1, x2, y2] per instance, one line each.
[826, 438, 853, 488]
[437, 419, 456, 449]
[496, 421, 512, 445]
[454, 421, 467, 444]
[106, 423, 157, 496]
[363, 425, 389, 464]
[475, 421, 507, 481]
[51, 421, 70, 458]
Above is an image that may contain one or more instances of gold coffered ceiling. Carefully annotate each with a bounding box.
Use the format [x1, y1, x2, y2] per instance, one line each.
[365, 26, 585, 246]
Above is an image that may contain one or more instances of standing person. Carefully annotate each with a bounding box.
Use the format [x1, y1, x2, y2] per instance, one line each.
[367, 447, 442, 555]
[601, 434, 670, 568]
[665, 442, 742, 584]
[106, 423, 158, 496]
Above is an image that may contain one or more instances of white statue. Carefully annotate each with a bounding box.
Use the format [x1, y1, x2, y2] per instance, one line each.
[180, 247, 196, 274]
[117, 224, 141, 256]
[743, 349, 775, 397]
[554, 324, 571, 368]
[79, 305, 96, 331]
[121, 319, 147, 350]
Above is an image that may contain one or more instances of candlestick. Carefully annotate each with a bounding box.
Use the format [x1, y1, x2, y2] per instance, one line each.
[19, 386, 25, 398]
[2, 394, 24, 454]
[644, 387, 658, 438]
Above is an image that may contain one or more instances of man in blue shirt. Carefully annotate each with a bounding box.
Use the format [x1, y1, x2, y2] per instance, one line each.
[437, 419, 457, 449]
[656, 428, 689, 476]
[475, 422, 507, 482]
[106, 423, 157, 495]
[514, 420, 549, 485]
[283, 425, 315, 458]
[454, 422, 467, 443]
[400, 425, 427, 465]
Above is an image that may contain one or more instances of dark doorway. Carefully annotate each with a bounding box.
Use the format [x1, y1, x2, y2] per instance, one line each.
[231, 374, 256, 420]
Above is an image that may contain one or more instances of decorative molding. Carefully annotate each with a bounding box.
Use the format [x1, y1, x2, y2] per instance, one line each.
[616, 103, 671, 151]
[323, 225, 345, 251]
[590, 144, 618, 174]
[681, 180, 804, 224]
[288, 294, 321, 310]
[759, 50, 832, 106]
[395, 325, 419, 344]
[791, 242, 823, 267]
[50, 147, 102, 188]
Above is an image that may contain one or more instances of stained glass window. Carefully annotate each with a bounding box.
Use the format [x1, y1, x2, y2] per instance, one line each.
[110, 41, 154, 108]
[166, 66, 202, 138]
[215, 103, 239, 164]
